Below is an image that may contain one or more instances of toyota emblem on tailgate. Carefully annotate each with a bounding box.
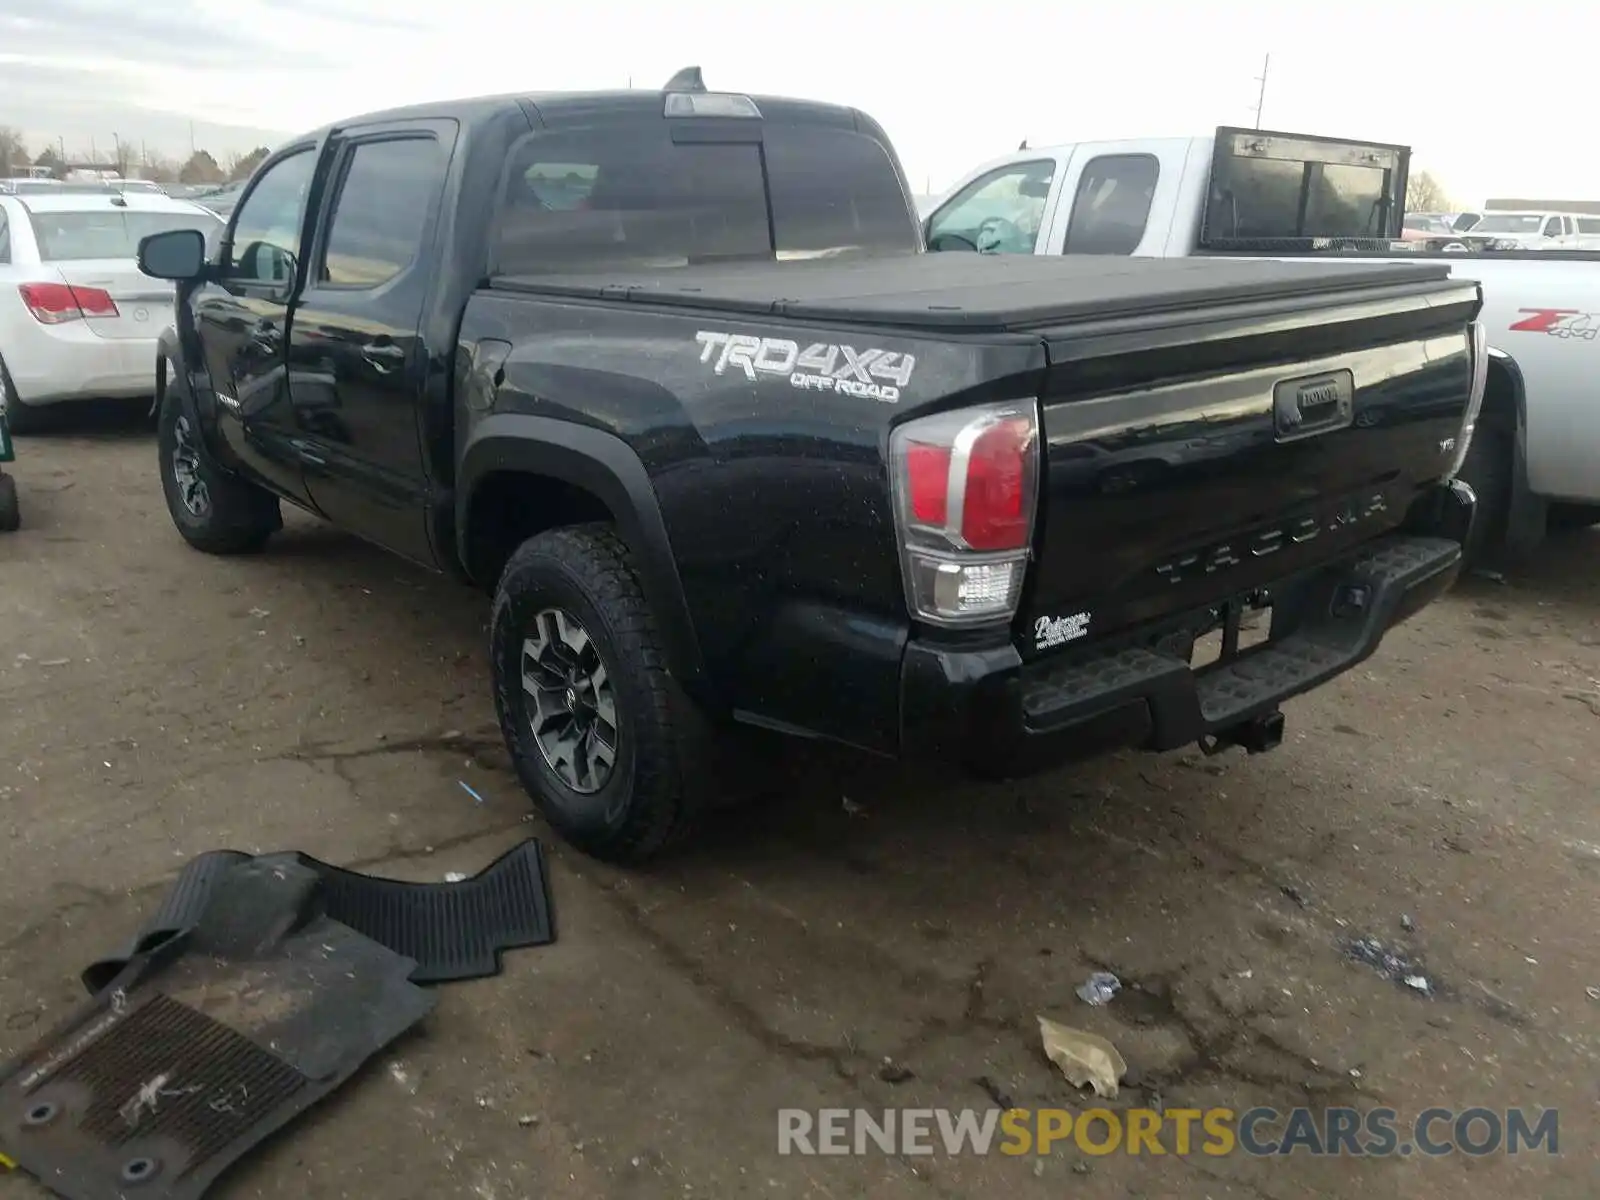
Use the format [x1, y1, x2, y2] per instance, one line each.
[1273, 369, 1354, 443]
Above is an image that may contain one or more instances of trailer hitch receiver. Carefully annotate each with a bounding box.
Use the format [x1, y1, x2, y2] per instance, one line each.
[1198, 710, 1286, 757]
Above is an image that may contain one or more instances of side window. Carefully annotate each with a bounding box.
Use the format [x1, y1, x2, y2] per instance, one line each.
[0, 211, 9, 265]
[1062, 155, 1159, 255]
[1578, 217, 1600, 235]
[320, 137, 444, 288]
[1542, 216, 1563, 237]
[926, 160, 1055, 255]
[228, 150, 317, 286]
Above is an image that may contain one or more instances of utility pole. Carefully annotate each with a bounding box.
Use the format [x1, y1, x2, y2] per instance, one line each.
[1252, 53, 1270, 129]
[189, 121, 196, 157]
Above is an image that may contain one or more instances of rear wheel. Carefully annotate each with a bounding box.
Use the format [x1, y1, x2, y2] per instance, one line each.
[0, 356, 44, 436]
[156, 385, 280, 554]
[490, 524, 713, 864]
[0, 473, 18, 532]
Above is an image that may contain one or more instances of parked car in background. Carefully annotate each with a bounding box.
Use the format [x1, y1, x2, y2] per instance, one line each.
[190, 181, 246, 218]
[1454, 210, 1596, 251]
[0, 191, 223, 432]
[924, 127, 1600, 565]
[1402, 212, 1470, 250]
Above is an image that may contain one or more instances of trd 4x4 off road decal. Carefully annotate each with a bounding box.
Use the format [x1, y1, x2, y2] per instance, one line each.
[694, 330, 916, 403]
[1508, 309, 1600, 341]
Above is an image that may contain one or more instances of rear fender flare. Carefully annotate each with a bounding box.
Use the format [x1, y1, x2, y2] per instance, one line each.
[456, 414, 710, 699]
[1484, 348, 1546, 554]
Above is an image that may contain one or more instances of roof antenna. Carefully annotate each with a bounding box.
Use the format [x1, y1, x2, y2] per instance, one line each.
[664, 66, 705, 92]
[1018, 138, 1029, 150]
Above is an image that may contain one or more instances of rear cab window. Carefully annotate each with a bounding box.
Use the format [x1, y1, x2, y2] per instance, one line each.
[492, 117, 918, 275]
[27, 207, 222, 261]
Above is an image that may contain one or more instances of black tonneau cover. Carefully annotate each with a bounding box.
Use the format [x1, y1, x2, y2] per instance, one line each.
[491, 253, 1452, 334]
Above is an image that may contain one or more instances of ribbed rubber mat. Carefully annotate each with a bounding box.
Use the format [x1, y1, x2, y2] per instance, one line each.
[39, 993, 306, 1166]
[303, 840, 555, 984]
[2, 856, 434, 1200]
[81, 840, 555, 992]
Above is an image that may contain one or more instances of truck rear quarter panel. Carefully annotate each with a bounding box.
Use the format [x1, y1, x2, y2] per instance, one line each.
[459, 292, 1044, 753]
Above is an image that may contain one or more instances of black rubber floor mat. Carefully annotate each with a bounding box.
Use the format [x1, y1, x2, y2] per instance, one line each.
[1, 856, 434, 1200]
[82, 839, 554, 991]
[298, 840, 555, 984]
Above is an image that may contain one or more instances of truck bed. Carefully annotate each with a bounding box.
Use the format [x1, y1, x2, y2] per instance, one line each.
[491, 253, 1453, 334]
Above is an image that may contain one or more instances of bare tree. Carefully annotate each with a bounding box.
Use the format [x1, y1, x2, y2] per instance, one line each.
[0, 126, 28, 174]
[143, 156, 181, 185]
[227, 146, 271, 182]
[1406, 170, 1453, 213]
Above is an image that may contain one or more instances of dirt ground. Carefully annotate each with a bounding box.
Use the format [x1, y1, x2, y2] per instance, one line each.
[1, 409, 1596, 1200]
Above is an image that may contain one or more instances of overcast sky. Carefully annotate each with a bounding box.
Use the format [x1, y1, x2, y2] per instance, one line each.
[2, 0, 1595, 206]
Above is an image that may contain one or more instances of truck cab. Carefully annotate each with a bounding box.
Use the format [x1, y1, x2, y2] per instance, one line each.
[926, 127, 1600, 560]
[924, 127, 1410, 261]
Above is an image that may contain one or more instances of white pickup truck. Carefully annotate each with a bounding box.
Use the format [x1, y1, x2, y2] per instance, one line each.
[923, 127, 1600, 565]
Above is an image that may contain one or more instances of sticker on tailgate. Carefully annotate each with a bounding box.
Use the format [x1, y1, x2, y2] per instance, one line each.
[694, 330, 915, 403]
[1508, 309, 1600, 340]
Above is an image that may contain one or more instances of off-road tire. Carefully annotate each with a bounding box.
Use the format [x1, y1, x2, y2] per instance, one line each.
[156, 382, 280, 554]
[491, 524, 712, 865]
[0, 355, 44, 436]
[1456, 424, 1513, 570]
[0, 473, 18, 532]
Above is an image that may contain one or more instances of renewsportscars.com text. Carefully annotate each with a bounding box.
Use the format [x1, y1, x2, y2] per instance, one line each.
[777, 1106, 1560, 1158]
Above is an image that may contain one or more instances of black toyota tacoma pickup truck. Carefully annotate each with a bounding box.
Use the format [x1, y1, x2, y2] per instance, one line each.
[137, 70, 1483, 863]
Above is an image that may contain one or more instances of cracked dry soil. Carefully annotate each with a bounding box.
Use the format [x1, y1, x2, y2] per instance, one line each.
[1, 414, 1596, 1200]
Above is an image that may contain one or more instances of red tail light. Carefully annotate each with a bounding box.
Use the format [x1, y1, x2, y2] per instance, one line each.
[890, 401, 1041, 626]
[18, 282, 120, 325]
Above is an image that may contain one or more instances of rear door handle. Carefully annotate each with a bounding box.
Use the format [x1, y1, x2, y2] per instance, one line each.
[361, 343, 406, 374]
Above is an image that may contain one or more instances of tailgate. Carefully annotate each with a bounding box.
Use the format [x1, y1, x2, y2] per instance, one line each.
[1021, 281, 1481, 653]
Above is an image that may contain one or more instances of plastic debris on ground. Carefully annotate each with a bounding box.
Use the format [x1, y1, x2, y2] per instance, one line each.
[1075, 971, 1122, 1006]
[1344, 934, 1435, 996]
[1037, 1016, 1126, 1099]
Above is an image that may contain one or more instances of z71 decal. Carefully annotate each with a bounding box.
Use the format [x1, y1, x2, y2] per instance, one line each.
[1508, 309, 1599, 340]
[694, 331, 916, 403]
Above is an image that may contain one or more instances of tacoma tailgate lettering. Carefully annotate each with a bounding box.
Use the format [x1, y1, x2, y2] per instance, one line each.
[694, 330, 915, 402]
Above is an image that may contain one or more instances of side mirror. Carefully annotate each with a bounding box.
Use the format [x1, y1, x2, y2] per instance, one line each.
[138, 228, 207, 282]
